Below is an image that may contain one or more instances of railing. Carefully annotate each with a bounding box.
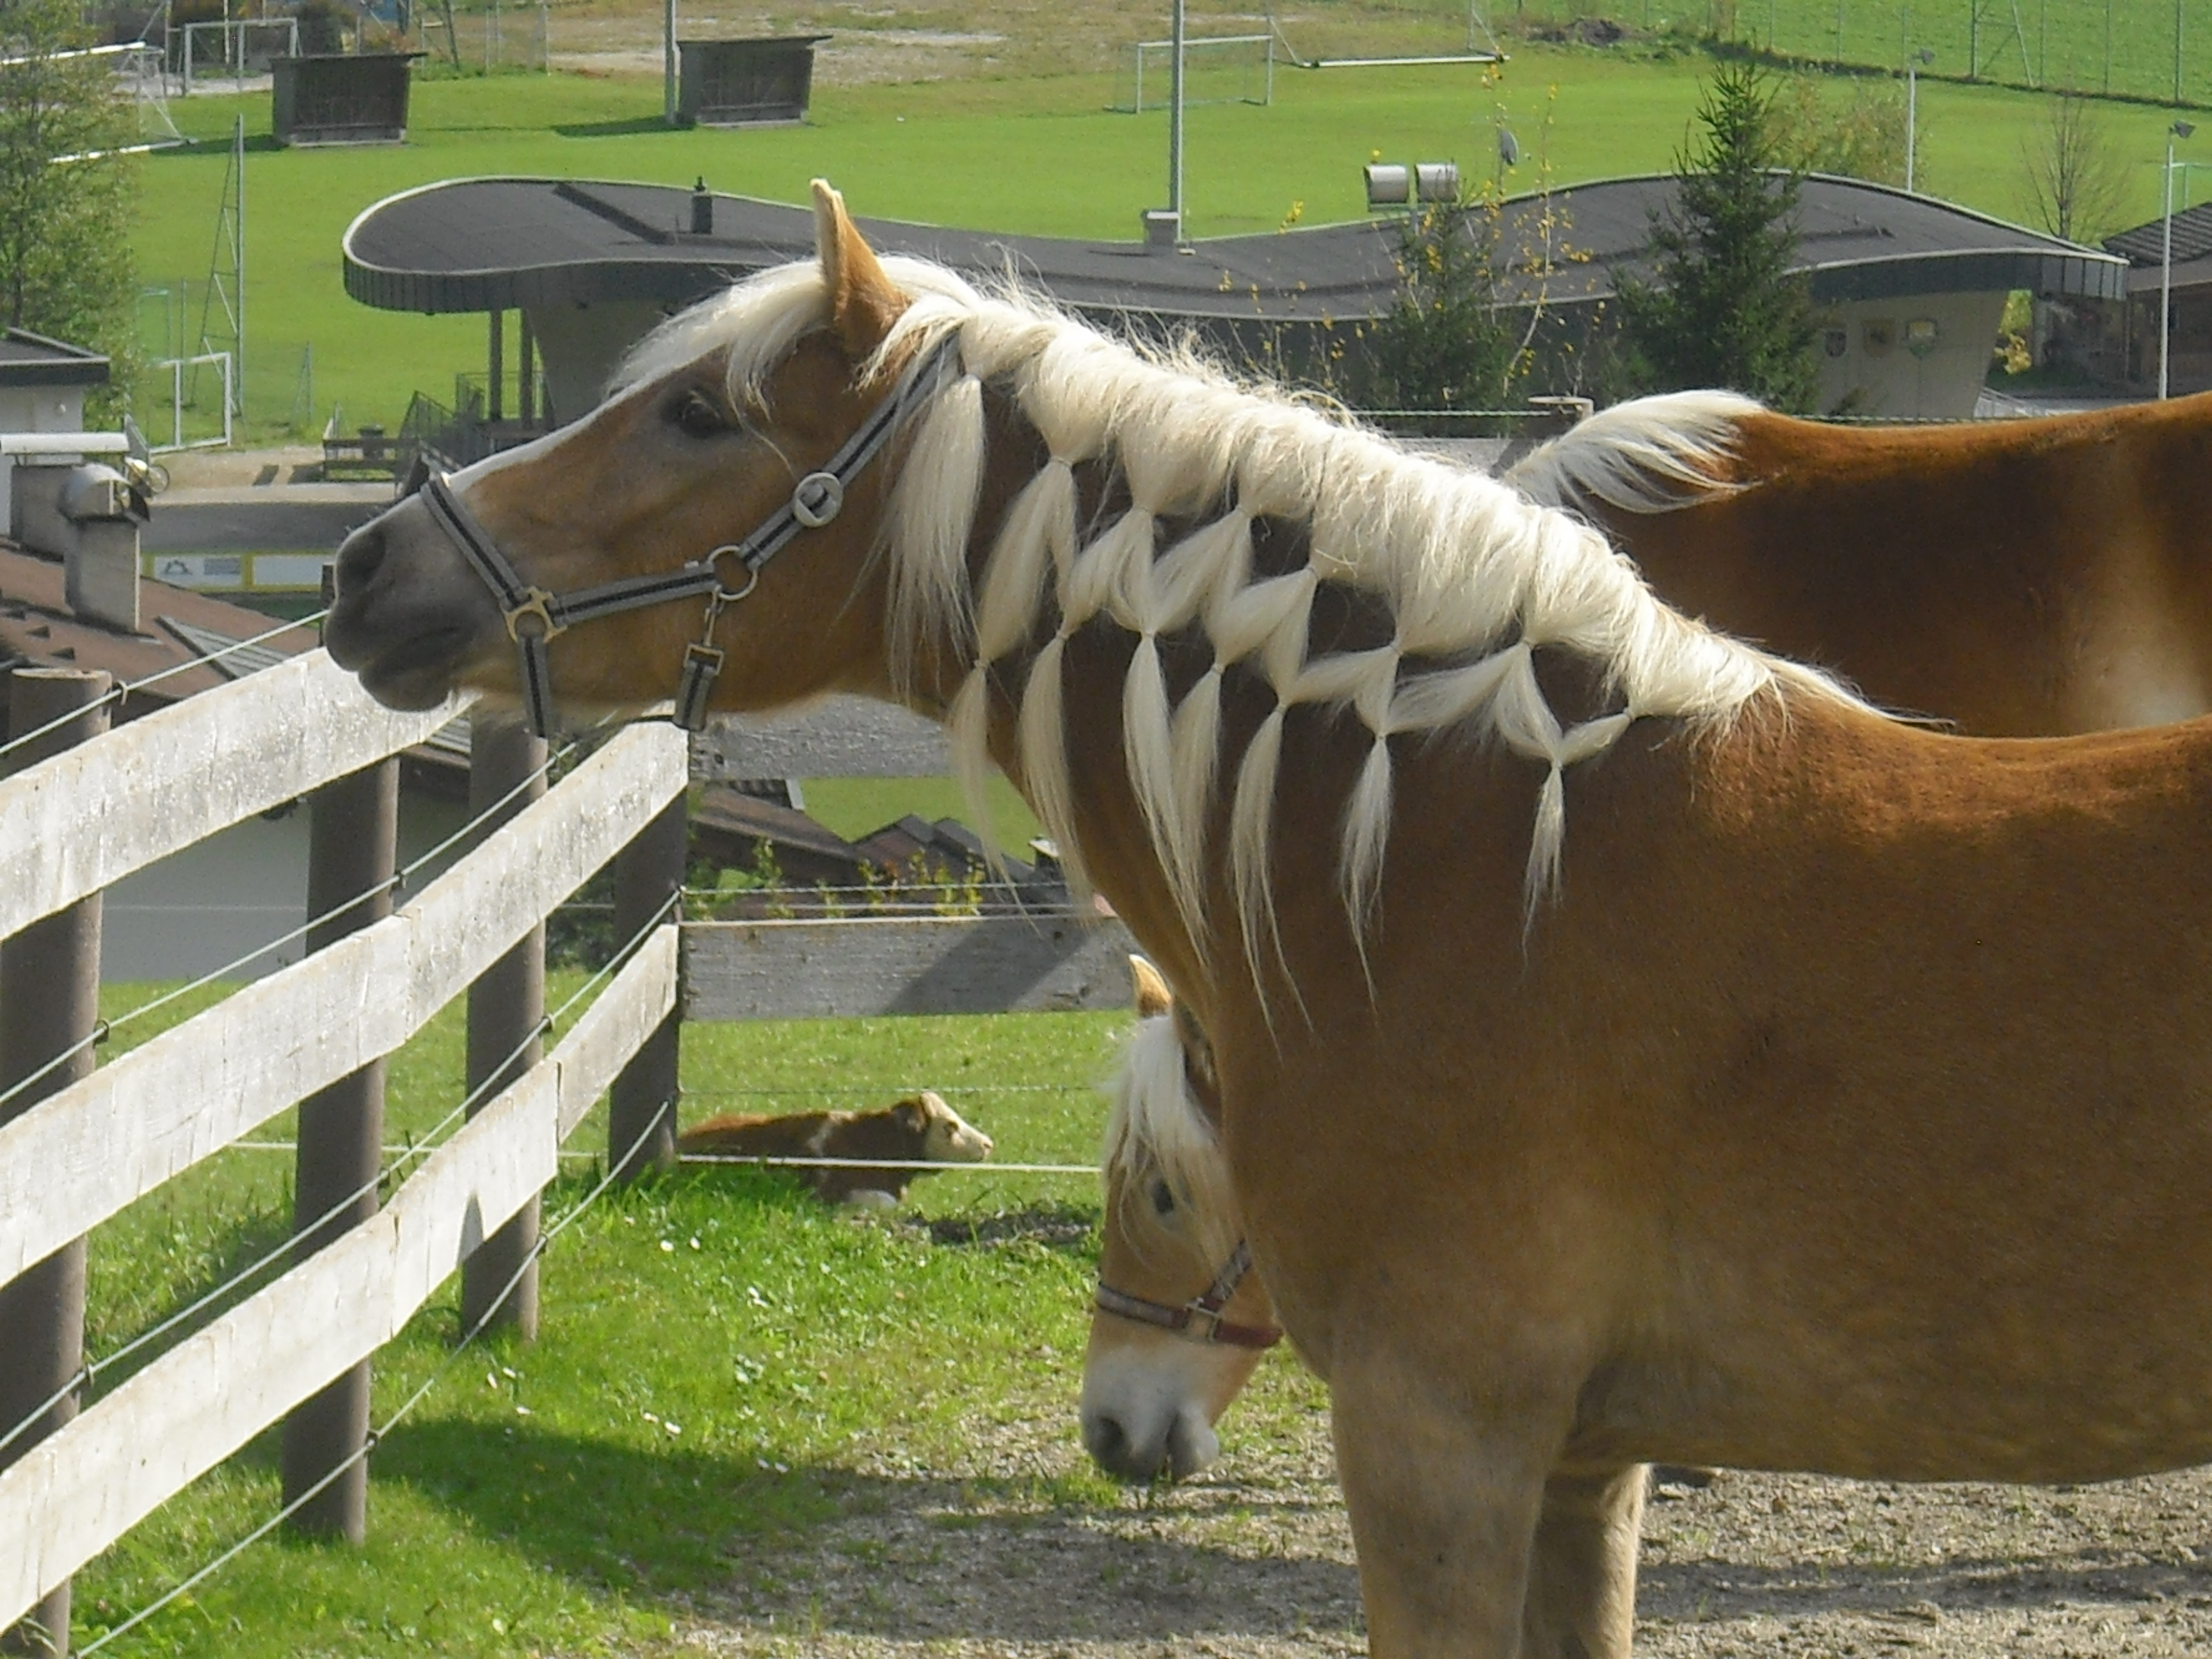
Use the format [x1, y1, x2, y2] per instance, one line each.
[0, 652, 687, 1642]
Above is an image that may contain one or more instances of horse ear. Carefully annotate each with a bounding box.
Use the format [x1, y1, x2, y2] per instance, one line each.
[1129, 955, 1174, 1018]
[810, 179, 908, 361]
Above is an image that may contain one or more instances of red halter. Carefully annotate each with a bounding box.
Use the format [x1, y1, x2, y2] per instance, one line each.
[1094, 1239, 1284, 1350]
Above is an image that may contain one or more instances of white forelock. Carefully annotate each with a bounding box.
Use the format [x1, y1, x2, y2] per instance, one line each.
[1103, 1013, 1242, 1268]
[618, 260, 1857, 974]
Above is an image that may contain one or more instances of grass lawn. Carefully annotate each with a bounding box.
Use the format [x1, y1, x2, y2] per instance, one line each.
[68, 974, 1309, 1657]
[129, 40, 2189, 444]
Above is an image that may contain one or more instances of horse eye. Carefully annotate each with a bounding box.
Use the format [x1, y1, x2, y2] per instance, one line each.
[672, 392, 727, 440]
[1150, 1178, 1177, 1217]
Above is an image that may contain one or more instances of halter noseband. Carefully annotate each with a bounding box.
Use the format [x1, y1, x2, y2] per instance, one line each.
[418, 334, 963, 739]
[1094, 1239, 1284, 1351]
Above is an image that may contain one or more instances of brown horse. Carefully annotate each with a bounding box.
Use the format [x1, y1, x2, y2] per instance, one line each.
[1084, 389, 2212, 1481]
[326, 185, 2212, 1659]
[1086, 956, 1281, 1481]
[1508, 389, 2212, 735]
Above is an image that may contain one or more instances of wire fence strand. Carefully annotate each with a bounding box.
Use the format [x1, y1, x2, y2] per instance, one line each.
[0, 884, 679, 1466]
[0, 610, 327, 769]
[74, 1107, 671, 1657]
[0, 734, 579, 1121]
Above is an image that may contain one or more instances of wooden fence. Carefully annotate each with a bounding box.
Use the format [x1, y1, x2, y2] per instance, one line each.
[0, 652, 687, 1642]
[0, 673, 1134, 1646]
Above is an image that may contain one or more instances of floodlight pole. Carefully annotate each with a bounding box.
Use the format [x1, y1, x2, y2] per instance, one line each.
[1905, 48, 1933, 192]
[2163, 120, 2195, 401]
[1169, 0, 1185, 232]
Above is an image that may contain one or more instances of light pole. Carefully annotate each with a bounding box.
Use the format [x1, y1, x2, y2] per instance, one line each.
[1169, 0, 1185, 237]
[2163, 118, 2196, 401]
[1905, 48, 1934, 193]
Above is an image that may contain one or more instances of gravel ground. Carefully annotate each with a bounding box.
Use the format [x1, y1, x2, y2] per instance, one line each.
[675, 1397, 2212, 1657]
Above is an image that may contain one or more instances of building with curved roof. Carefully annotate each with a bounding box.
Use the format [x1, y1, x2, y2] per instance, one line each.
[344, 173, 2125, 422]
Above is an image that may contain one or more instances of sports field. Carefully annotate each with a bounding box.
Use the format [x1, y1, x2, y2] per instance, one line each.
[129, 38, 2197, 444]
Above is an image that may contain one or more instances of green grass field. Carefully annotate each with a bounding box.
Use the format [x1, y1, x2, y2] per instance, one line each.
[70, 975, 1308, 1657]
[129, 40, 2199, 444]
[1512, 0, 2212, 106]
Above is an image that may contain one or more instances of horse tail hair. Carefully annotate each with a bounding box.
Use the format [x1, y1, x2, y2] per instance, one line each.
[1507, 390, 1760, 517]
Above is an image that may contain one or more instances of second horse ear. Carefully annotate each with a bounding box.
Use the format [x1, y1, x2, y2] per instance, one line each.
[810, 179, 910, 363]
[1129, 955, 1174, 1018]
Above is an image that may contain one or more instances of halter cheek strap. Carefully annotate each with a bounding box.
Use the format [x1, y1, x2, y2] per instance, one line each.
[419, 333, 963, 739]
[1094, 1239, 1285, 1351]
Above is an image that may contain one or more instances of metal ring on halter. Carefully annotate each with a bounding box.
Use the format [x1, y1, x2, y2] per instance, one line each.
[503, 587, 565, 644]
[792, 470, 844, 529]
[705, 547, 762, 606]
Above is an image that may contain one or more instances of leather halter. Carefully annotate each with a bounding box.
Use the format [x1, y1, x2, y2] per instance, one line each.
[417, 335, 963, 739]
[1094, 1239, 1284, 1351]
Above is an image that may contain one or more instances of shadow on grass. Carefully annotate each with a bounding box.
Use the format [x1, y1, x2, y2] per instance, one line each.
[552, 116, 682, 138]
[374, 1418, 1366, 1643]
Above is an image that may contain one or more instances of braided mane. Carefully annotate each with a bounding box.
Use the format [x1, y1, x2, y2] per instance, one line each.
[621, 260, 1854, 966]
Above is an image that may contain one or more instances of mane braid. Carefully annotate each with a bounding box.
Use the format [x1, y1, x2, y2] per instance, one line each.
[630, 262, 1862, 981]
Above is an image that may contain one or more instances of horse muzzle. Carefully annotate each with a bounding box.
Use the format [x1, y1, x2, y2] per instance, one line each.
[325, 495, 504, 711]
[1080, 1398, 1221, 1484]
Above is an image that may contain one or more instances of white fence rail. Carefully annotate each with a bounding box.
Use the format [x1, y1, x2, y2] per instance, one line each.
[0, 925, 678, 1627]
[0, 721, 685, 1284]
[0, 652, 689, 1644]
[0, 651, 467, 942]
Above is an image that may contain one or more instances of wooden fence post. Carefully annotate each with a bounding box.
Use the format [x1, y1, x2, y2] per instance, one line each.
[0, 669, 111, 1659]
[460, 719, 546, 1338]
[609, 795, 685, 1180]
[279, 757, 399, 1543]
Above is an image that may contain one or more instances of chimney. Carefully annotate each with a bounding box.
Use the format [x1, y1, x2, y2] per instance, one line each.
[10, 461, 143, 632]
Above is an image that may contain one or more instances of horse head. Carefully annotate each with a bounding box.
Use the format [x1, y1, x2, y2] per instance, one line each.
[325, 183, 942, 727]
[1082, 957, 1279, 1483]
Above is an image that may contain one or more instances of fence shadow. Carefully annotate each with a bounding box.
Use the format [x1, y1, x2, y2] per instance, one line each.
[372, 1418, 1366, 1644]
[1641, 1545, 2212, 1624]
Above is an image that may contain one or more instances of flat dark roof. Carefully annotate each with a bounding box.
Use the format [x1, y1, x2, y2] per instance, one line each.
[343, 173, 2126, 326]
[2108, 200, 2212, 267]
[0, 328, 110, 388]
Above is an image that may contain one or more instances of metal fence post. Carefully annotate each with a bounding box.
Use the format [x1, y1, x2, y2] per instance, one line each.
[609, 796, 687, 1181]
[0, 669, 112, 1658]
[279, 758, 399, 1543]
[460, 719, 546, 1338]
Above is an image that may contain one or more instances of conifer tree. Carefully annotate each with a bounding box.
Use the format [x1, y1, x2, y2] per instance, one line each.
[0, 0, 139, 417]
[1616, 63, 1820, 412]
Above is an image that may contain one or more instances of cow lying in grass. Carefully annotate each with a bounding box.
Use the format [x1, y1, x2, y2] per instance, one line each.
[677, 1092, 994, 1205]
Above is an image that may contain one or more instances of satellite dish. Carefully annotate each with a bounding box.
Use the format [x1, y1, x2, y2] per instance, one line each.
[1498, 129, 1521, 168]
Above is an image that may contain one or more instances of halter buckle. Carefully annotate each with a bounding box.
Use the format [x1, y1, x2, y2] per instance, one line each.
[792, 470, 844, 529]
[504, 587, 566, 644]
[674, 641, 726, 732]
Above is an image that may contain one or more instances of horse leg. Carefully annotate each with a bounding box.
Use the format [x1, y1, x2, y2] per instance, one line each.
[1330, 1356, 1566, 1658]
[1519, 1463, 1646, 1659]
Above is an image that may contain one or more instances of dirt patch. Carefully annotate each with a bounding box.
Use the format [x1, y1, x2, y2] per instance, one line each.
[676, 1403, 2212, 1656]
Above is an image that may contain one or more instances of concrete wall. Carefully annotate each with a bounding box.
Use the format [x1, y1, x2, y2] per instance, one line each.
[1815, 291, 2008, 419]
[100, 789, 471, 982]
[524, 301, 670, 426]
[0, 385, 88, 433]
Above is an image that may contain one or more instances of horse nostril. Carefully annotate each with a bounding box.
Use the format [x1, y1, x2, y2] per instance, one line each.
[1081, 1411, 1160, 1483]
[333, 522, 388, 601]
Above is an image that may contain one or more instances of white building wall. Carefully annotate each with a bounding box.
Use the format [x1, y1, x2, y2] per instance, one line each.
[1815, 291, 2009, 419]
[100, 790, 472, 982]
[0, 385, 89, 433]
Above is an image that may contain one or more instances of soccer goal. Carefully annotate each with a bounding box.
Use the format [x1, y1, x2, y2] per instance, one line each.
[1110, 33, 1274, 114]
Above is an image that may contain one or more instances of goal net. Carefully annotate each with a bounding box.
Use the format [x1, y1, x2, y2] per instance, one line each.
[1110, 33, 1274, 114]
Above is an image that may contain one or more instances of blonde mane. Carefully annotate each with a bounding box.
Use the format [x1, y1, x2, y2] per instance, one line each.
[1102, 1013, 1242, 1267]
[1505, 389, 1761, 516]
[621, 262, 1854, 969]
